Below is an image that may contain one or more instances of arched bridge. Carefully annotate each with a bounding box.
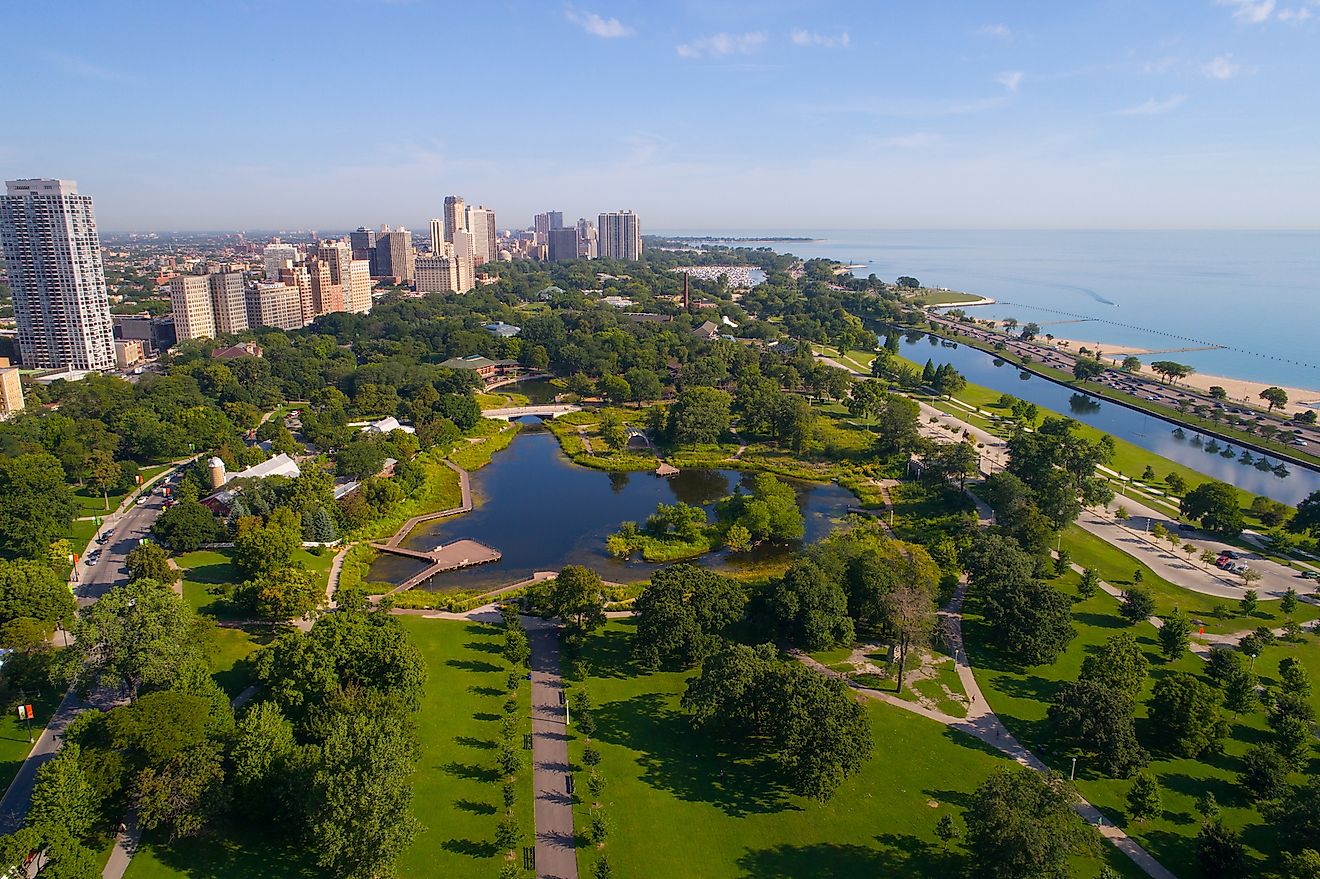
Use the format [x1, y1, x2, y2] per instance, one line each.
[483, 404, 582, 421]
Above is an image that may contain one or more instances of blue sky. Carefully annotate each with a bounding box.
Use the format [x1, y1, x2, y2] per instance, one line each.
[4, 0, 1319, 231]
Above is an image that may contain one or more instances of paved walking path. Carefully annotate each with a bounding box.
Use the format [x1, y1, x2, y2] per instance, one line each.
[793, 579, 1177, 879]
[102, 814, 139, 879]
[526, 621, 578, 879]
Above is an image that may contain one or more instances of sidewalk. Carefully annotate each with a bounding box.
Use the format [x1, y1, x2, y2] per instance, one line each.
[526, 621, 578, 879]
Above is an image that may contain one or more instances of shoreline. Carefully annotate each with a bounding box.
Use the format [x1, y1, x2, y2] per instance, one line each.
[1044, 335, 1320, 413]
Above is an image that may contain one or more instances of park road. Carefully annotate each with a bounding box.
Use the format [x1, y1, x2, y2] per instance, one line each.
[526, 621, 578, 879]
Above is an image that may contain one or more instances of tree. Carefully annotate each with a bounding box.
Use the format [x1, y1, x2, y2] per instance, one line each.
[28, 743, 98, 842]
[963, 533, 1075, 666]
[935, 814, 958, 849]
[1126, 772, 1163, 822]
[548, 566, 607, 641]
[1238, 589, 1258, 618]
[597, 411, 628, 452]
[872, 392, 921, 456]
[230, 701, 296, 821]
[1280, 851, 1320, 879]
[133, 741, 226, 839]
[1077, 567, 1101, 599]
[1281, 586, 1299, 616]
[633, 564, 745, 669]
[87, 448, 121, 510]
[666, 387, 732, 445]
[1005, 417, 1114, 527]
[125, 541, 178, 588]
[766, 559, 854, 651]
[1180, 482, 1245, 536]
[0, 558, 75, 627]
[1150, 361, 1193, 384]
[1196, 817, 1245, 879]
[964, 767, 1093, 879]
[0, 453, 77, 559]
[1121, 356, 1142, 373]
[335, 440, 387, 480]
[1119, 588, 1155, 624]
[65, 579, 205, 701]
[1079, 631, 1148, 700]
[598, 375, 631, 407]
[247, 565, 321, 620]
[681, 644, 872, 801]
[1158, 609, 1192, 661]
[1072, 357, 1105, 382]
[1293, 490, 1320, 536]
[884, 575, 938, 695]
[307, 711, 420, 879]
[1047, 679, 1147, 776]
[1260, 386, 1289, 412]
[1165, 472, 1186, 495]
[151, 500, 220, 552]
[624, 367, 662, 405]
[1239, 743, 1290, 802]
[232, 510, 301, 580]
[1148, 673, 1227, 758]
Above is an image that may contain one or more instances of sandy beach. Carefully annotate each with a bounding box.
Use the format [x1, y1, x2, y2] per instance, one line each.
[1047, 336, 1320, 414]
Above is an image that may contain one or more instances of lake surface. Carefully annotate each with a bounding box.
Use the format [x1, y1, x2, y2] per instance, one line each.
[673, 229, 1320, 393]
[895, 333, 1320, 505]
[367, 425, 859, 593]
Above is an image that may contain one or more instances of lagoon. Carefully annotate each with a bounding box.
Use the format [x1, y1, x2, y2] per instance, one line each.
[367, 426, 859, 593]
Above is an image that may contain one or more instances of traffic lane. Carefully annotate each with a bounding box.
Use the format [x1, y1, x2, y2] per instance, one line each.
[77, 494, 167, 602]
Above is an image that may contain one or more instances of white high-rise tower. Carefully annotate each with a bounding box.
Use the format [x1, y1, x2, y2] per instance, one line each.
[0, 179, 115, 371]
[598, 210, 642, 261]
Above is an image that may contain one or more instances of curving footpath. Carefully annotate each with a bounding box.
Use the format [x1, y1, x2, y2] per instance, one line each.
[794, 580, 1177, 879]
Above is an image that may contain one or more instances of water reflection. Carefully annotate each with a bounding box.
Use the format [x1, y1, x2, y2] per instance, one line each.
[367, 429, 858, 593]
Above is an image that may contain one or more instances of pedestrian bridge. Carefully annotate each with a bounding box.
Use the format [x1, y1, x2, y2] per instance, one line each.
[483, 404, 582, 421]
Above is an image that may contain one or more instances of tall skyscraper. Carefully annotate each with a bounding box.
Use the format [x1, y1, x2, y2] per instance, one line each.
[169, 274, 216, 340]
[209, 272, 248, 335]
[374, 227, 415, 282]
[279, 264, 315, 324]
[547, 227, 579, 262]
[465, 205, 497, 265]
[429, 218, 444, 254]
[576, 218, 598, 259]
[598, 210, 642, 261]
[349, 227, 376, 260]
[0, 179, 115, 371]
[443, 196, 466, 243]
[451, 231, 477, 292]
[307, 257, 343, 315]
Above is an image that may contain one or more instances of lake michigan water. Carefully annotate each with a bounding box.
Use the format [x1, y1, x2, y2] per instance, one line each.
[671, 230, 1320, 393]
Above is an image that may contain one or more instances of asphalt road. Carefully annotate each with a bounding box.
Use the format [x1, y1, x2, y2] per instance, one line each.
[0, 486, 169, 834]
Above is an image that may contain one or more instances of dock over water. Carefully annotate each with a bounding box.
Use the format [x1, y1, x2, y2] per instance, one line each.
[371, 539, 502, 593]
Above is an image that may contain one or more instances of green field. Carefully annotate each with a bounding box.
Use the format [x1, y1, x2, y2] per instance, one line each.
[965, 575, 1317, 875]
[125, 617, 534, 878]
[568, 619, 1137, 879]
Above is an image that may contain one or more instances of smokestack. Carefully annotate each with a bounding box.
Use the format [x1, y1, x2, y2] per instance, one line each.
[683, 273, 690, 312]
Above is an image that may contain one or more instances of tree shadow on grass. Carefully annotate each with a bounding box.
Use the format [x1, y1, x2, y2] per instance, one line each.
[467, 685, 505, 697]
[186, 562, 236, 585]
[472, 712, 501, 722]
[1074, 611, 1128, 630]
[582, 626, 643, 679]
[143, 825, 319, 879]
[440, 837, 498, 858]
[447, 658, 503, 673]
[454, 798, 496, 815]
[454, 735, 496, 750]
[463, 639, 504, 655]
[592, 692, 795, 817]
[442, 760, 501, 783]
[736, 834, 955, 879]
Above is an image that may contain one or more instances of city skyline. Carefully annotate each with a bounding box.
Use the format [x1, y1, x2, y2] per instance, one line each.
[4, 2, 1320, 231]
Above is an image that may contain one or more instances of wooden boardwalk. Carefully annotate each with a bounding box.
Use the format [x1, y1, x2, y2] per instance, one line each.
[371, 539, 502, 594]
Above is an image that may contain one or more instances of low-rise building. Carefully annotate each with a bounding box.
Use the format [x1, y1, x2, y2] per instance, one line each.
[115, 339, 145, 369]
[482, 321, 520, 338]
[0, 365, 24, 417]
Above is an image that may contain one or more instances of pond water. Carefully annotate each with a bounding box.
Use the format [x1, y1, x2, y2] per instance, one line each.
[508, 377, 562, 404]
[367, 425, 860, 593]
[897, 333, 1320, 505]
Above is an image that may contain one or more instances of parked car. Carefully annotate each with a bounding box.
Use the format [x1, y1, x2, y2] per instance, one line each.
[1299, 570, 1320, 580]
[1221, 551, 1239, 560]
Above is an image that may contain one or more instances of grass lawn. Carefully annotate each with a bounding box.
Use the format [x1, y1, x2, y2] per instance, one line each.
[1059, 524, 1320, 635]
[964, 576, 1314, 876]
[396, 617, 535, 878]
[124, 617, 535, 879]
[568, 619, 1136, 879]
[0, 685, 65, 795]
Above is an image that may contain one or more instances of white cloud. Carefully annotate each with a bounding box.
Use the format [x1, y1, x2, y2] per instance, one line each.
[790, 29, 851, 48]
[1202, 54, 1241, 80]
[995, 70, 1024, 92]
[978, 23, 1012, 38]
[676, 32, 767, 59]
[1218, 0, 1315, 22]
[565, 8, 634, 38]
[1116, 94, 1188, 115]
